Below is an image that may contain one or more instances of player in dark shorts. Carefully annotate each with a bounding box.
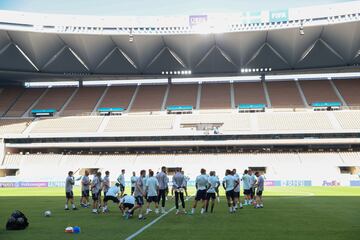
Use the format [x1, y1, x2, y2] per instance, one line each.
[223, 169, 238, 213]
[65, 171, 77, 210]
[102, 183, 121, 213]
[128, 170, 146, 220]
[205, 171, 218, 213]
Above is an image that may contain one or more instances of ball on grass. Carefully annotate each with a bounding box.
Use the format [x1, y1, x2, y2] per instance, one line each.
[44, 210, 52, 217]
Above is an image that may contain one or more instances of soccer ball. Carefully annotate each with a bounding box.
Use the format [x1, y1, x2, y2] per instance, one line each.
[44, 210, 52, 217]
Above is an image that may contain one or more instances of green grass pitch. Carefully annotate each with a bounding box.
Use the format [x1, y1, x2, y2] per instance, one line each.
[0, 187, 359, 240]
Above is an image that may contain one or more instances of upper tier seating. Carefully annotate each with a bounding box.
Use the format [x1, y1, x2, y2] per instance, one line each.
[33, 87, 75, 111]
[267, 81, 304, 108]
[130, 85, 166, 112]
[200, 83, 231, 109]
[333, 79, 360, 107]
[234, 82, 266, 106]
[61, 87, 105, 116]
[98, 86, 136, 109]
[166, 84, 198, 108]
[5, 88, 45, 117]
[0, 87, 24, 116]
[299, 80, 339, 105]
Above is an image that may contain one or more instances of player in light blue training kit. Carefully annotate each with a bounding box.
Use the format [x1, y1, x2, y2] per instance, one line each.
[232, 169, 243, 210]
[130, 171, 137, 196]
[255, 172, 265, 208]
[91, 172, 102, 214]
[145, 170, 160, 215]
[191, 168, 208, 214]
[65, 171, 77, 210]
[242, 169, 251, 206]
[205, 171, 218, 213]
[172, 169, 187, 214]
[80, 170, 91, 208]
[117, 169, 126, 197]
[128, 170, 146, 220]
[249, 169, 258, 204]
[223, 169, 238, 213]
[120, 194, 136, 218]
[102, 182, 120, 213]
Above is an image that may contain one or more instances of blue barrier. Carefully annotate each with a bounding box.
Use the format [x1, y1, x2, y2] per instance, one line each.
[311, 102, 341, 107]
[167, 105, 193, 111]
[97, 107, 125, 112]
[31, 109, 56, 114]
[238, 104, 266, 109]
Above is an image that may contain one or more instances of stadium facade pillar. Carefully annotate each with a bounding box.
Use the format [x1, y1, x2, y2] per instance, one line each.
[168, 77, 172, 84]
[261, 74, 272, 108]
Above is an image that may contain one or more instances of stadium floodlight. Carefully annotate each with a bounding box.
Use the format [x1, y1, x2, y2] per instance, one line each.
[269, 68, 272, 71]
[165, 71, 168, 74]
[260, 68, 263, 72]
[177, 71, 181, 75]
[189, 70, 192, 74]
[241, 69, 245, 73]
[181, 71, 185, 74]
[170, 71, 173, 74]
[252, 68, 256, 72]
[161, 71, 164, 75]
[264, 68, 268, 72]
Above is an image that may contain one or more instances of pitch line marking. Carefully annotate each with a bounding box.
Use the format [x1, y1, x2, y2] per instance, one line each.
[125, 196, 192, 240]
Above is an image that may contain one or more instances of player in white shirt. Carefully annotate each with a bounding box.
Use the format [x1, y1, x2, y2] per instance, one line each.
[222, 169, 239, 213]
[130, 171, 137, 196]
[128, 170, 146, 220]
[91, 172, 102, 214]
[249, 169, 258, 204]
[205, 171, 218, 213]
[254, 172, 264, 208]
[191, 168, 208, 214]
[242, 169, 251, 206]
[102, 183, 120, 213]
[181, 171, 190, 197]
[215, 174, 221, 203]
[80, 170, 91, 208]
[65, 171, 77, 210]
[232, 169, 243, 210]
[156, 166, 169, 213]
[120, 194, 136, 218]
[145, 170, 160, 214]
[102, 171, 110, 199]
[117, 169, 126, 197]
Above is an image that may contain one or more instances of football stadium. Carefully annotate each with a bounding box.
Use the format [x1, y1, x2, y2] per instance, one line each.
[0, 0, 360, 239]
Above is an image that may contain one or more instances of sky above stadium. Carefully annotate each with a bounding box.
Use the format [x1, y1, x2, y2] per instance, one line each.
[0, 0, 355, 16]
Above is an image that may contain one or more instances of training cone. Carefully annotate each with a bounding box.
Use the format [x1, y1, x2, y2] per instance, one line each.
[65, 226, 73, 233]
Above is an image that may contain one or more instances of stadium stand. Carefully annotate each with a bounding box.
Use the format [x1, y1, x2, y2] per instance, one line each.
[333, 79, 360, 107]
[3, 152, 359, 184]
[166, 84, 198, 108]
[266, 81, 304, 108]
[5, 88, 45, 117]
[104, 115, 175, 132]
[1, 153, 23, 168]
[299, 80, 340, 105]
[33, 87, 76, 112]
[257, 112, 333, 131]
[30, 116, 103, 133]
[333, 111, 360, 129]
[0, 119, 31, 135]
[200, 83, 231, 109]
[181, 113, 251, 131]
[98, 85, 136, 110]
[130, 85, 167, 112]
[233, 82, 266, 106]
[61, 87, 105, 116]
[0, 87, 24, 116]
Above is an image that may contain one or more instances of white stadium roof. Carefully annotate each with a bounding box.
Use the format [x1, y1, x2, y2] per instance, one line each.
[0, 1, 359, 82]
